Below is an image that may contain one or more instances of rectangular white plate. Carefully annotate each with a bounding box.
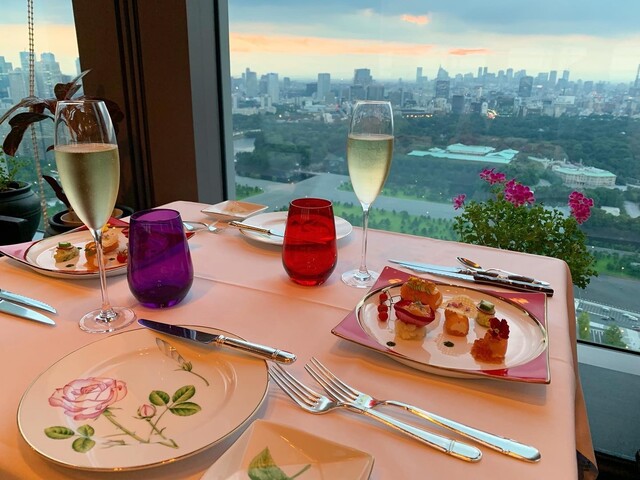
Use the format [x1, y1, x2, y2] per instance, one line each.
[201, 200, 268, 220]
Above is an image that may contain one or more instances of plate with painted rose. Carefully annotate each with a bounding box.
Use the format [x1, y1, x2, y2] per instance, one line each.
[17, 327, 269, 471]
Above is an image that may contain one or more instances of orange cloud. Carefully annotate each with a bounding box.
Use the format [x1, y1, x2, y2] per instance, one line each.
[449, 48, 491, 56]
[230, 33, 432, 57]
[401, 14, 430, 26]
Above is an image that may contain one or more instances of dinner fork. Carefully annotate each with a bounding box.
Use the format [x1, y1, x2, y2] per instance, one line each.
[305, 357, 541, 463]
[269, 364, 482, 462]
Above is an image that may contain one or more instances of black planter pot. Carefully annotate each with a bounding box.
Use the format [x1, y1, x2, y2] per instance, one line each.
[0, 182, 42, 245]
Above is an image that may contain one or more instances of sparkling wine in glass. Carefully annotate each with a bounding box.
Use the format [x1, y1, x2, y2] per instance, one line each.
[342, 101, 394, 288]
[54, 99, 136, 333]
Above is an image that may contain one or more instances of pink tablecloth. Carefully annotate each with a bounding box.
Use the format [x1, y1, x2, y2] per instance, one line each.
[0, 201, 595, 479]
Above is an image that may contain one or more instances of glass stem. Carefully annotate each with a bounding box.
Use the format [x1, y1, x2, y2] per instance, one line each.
[91, 228, 116, 323]
[358, 204, 371, 279]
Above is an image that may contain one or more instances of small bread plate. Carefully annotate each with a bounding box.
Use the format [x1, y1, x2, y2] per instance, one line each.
[0, 218, 129, 279]
[237, 211, 353, 246]
[17, 327, 268, 472]
[332, 266, 550, 384]
[201, 200, 268, 221]
[200, 419, 374, 480]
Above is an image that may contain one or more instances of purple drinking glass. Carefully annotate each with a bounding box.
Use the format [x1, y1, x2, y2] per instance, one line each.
[127, 209, 194, 308]
[282, 198, 337, 286]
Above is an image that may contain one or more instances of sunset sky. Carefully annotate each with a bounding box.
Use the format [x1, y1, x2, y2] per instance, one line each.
[1, 0, 639, 83]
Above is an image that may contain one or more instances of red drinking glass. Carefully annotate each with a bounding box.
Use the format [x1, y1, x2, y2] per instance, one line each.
[282, 198, 337, 286]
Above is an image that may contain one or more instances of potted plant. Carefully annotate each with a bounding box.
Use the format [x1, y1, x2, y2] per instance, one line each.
[0, 70, 125, 237]
[452, 168, 597, 288]
[0, 148, 41, 245]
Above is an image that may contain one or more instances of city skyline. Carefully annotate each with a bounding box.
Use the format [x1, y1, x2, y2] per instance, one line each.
[1, 1, 640, 83]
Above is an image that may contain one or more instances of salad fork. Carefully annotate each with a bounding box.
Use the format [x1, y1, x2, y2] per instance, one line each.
[306, 357, 540, 463]
[270, 364, 482, 462]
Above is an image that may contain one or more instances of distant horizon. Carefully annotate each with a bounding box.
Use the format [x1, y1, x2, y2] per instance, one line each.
[1, 0, 639, 85]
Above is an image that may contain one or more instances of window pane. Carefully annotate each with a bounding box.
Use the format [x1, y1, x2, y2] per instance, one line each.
[227, 1, 640, 353]
[0, 0, 79, 232]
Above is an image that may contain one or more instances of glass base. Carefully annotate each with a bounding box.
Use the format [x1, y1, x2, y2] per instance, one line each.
[79, 306, 137, 333]
[342, 269, 379, 288]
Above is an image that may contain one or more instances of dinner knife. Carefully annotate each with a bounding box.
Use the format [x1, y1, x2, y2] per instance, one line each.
[389, 259, 548, 286]
[0, 299, 56, 325]
[0, 288, 57, 313]
[390, 262, 554, 296]
[138, 319, 296, 364]
[228, 220, 284, 238]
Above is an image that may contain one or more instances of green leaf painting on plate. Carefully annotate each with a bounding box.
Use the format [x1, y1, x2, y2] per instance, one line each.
[248, 447, 311, 480]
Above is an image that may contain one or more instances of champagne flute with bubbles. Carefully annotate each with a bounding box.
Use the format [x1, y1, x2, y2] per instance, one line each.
[342, 100, 394, 288]
[54, 99, 136, 333]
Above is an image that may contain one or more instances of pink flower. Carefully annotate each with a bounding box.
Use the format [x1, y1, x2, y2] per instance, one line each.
[137, 403, 157, 419]
[504, 180, 535, 207]
[479, 168, 506, 185]
[453, 194, 466, 210]
[48, 377, 127, 420]
[568, 191, 594, 224]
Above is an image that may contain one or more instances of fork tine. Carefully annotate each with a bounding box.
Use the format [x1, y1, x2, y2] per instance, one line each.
[272, 364, 323, 401]
[269, 368, 317, 409]
[309, 357, 359, 401]
[304, 362, 352, 402]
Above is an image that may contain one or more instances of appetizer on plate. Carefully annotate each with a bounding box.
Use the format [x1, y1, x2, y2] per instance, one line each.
[476, 299, 496, 327]
[471, 317, 510, 363]
[53, 242, 79, 263]
[443, 295, 475, 336]
[393, 299, 436, 340]
[399, 276, 442, 311]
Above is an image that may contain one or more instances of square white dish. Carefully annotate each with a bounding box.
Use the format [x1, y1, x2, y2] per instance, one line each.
[201, 419, 373, 479]
[201, 200, 268, 220]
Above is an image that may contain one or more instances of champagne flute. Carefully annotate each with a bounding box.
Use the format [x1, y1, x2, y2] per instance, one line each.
[342, 101, 394, 288]
[54, 99, 136, 333]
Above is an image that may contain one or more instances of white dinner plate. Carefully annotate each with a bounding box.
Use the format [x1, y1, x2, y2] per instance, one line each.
[201, 200, 268, 221]
[201, 420, 374, 480]
[355, 282, 548, 378]
[17, 327, 268, 471]
[237, 211, 353, 246]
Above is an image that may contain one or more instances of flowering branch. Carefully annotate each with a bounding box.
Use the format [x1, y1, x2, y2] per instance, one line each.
[452, 169, 597, 288]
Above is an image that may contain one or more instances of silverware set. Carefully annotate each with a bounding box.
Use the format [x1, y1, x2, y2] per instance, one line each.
[270, 358, 541, 463]
[0, 288, 56, 325]
[389, 258, 554, 296]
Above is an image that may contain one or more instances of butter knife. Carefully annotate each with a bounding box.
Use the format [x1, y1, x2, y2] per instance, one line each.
[138, 319, 296, 364]
[390, 261, 554, 296]
[0, 299, 56, 325]
[228, 220, 284, 237]
[0, 288, 57, 313]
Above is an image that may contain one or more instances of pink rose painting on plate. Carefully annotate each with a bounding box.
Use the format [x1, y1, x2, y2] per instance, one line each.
[44, 340, 208, 453]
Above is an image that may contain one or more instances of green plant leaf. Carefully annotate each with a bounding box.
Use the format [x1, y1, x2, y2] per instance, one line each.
[77, 425, 95, 437]
[149, 390, 170, 406]
[168, 402, 201, 416]
[44, 426, 75, 439]
[172, 385, 196, 404]
[72, 437, 96, 453]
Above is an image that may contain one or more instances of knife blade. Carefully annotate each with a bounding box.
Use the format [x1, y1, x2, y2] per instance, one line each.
[138, 318, 296, 364]
[228, 220, 284, 238]
[0, 288, 57, 313]
[0, 299, 56, 325]
[391, 264, 554, 296]
[389, 259, 548, 286]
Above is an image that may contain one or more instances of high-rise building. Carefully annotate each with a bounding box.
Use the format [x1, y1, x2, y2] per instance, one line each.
[549, 70, 558, 87]
[353, 68, 372, 86]
[506, 68, 514, 82]
[518, 76, 533, 97]
[634, 64, 640, 89]
[451, 94, 465, 114]
[244, 68, 258, 97]
[317, 73, 330, 102]
[266, 73, 279, 104]
[477, 66, 483, 79]
[435, 79, 450, 99]
[416, 67, 423, 84]
[562, 70, 570, 82]
[366, 84, 384, 100]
